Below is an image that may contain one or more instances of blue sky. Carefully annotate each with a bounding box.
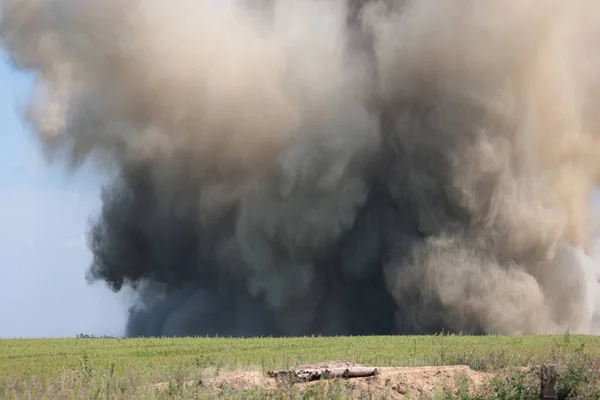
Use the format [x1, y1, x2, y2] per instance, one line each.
[0, 49, 128, 338]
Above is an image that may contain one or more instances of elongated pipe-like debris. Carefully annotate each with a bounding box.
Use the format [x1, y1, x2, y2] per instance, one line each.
[268, 367, 379, 382]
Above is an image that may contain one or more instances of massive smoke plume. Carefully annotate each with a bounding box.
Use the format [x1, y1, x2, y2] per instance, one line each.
[3, 0, 600, 337]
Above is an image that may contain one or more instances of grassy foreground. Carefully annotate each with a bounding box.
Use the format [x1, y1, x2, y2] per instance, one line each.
[1, 334, 599, 399]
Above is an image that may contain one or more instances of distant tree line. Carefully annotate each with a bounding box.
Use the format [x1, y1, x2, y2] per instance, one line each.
[76, 333, 119, 339]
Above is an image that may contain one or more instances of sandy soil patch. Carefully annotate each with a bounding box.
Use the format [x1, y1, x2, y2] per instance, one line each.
[152, 361, 493, 398]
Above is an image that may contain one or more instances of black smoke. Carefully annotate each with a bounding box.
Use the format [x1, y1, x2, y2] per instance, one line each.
[2, 0, 600, 337]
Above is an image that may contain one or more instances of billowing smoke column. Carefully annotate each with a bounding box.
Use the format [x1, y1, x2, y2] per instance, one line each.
[3, 0, 600, 337]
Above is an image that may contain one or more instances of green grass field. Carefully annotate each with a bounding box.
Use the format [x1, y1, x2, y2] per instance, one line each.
[1, 334, 599, 399]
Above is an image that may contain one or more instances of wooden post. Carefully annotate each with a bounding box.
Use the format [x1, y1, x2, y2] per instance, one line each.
[540, 364, 557, 400]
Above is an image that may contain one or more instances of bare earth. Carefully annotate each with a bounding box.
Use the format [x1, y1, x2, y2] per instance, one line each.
[153, 361, 493, 399]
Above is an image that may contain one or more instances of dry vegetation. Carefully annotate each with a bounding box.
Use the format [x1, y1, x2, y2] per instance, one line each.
[1, 334, 599, 399]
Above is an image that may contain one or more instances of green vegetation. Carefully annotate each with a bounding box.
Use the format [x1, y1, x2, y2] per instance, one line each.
[1, 334, 599, 399]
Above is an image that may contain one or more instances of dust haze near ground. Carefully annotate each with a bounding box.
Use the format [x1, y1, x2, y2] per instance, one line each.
[2, 0, 600, 337]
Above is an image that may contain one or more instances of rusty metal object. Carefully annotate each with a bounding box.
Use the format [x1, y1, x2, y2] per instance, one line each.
[268, 367, 379, 382]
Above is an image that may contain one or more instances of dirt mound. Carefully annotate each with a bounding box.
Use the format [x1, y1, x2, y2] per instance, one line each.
[152, 361, 493, 398]
[272, 364, 492, 399]
[345, 365, 491, 399]
[210, 370, 277, 392]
